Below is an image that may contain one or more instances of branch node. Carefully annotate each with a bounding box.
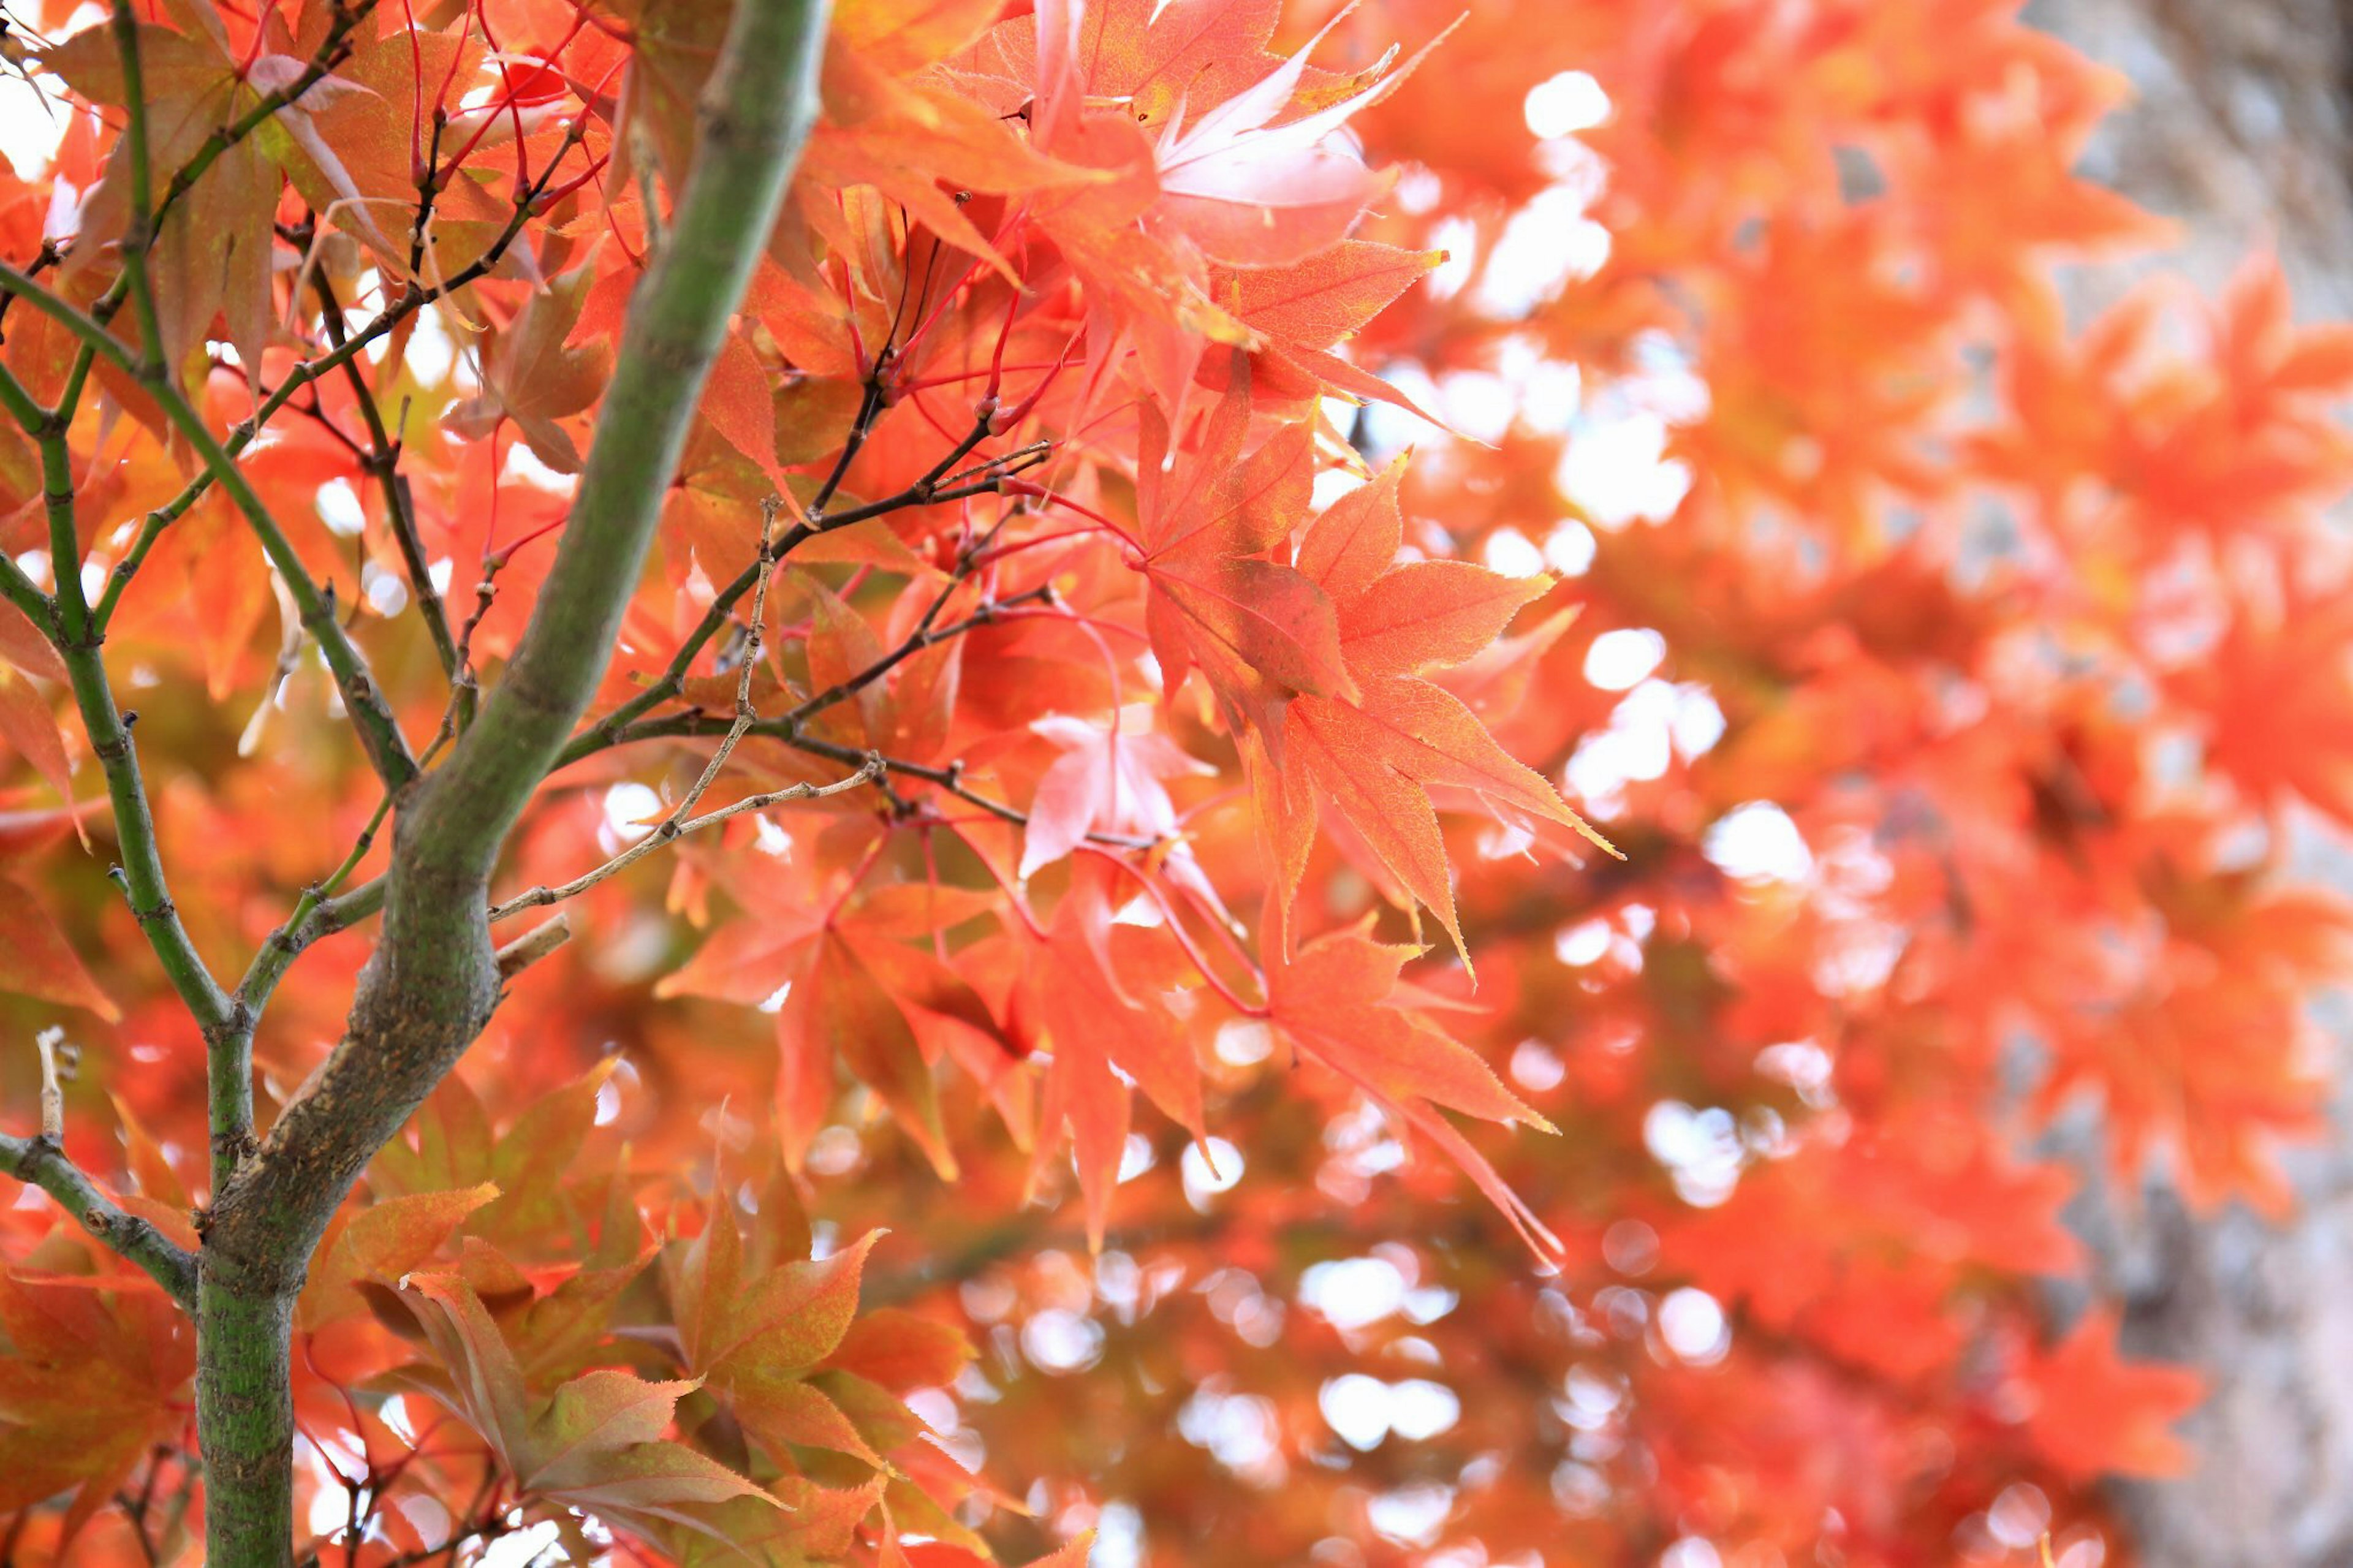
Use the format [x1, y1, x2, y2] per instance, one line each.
[121, 883, 178, 925]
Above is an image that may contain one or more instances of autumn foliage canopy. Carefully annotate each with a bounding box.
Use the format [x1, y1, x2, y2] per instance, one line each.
[0, 0, 2343, 1564]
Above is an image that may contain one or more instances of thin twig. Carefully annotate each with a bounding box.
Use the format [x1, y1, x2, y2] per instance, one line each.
[310, 267, 461, 680]
[490, 509, 889, 921]
[556, 415, 1044, 768]
[1, 227, 419, 792]
[78, 116, 594, 631]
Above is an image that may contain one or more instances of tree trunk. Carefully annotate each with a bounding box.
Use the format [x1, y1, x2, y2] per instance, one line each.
[2028, 0, 2353, 316]
[178, 2, 832, 1558]
[2066, 1164, 2353, 1567]
[2025, 2, 2353, 1562]
[196, 1274, 300, 1568]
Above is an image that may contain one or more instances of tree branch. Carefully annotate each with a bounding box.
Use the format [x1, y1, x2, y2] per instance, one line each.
[105, 1, 169, 382]
[486, 509, 885, 919]
[309, 268, 461, 682]
[58, 627, 238, 1040]
[0, 262, 419, 791]
[86, 117, 588, 631]
[207, 0, 833, 1295]
[491, 759, 883, 922]
[0, 364, 244, 1170]
[556, 421, 1044, 769]
[0, 1129, 199, 1311]
[39, 1, 374, 431]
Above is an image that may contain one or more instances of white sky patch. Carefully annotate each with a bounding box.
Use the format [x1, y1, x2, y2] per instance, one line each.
[1299, 1255, 1407, 1331]
[1181, 1137, 1243, 1207]
[1672, 685, 1727, 757]
[1519, 358, 1585, 435]
[1311, 466, 1368, 516]
[1425, 215, 1479, 301]
[1525, 70, 1612, 139]
[1438, 370, 1518, 444]
[1644, 1100, 1746, 1207]
[1482, 526, 1546, 577]
[1021, 1308, 1105, 1374]
[502, 439, 578, 493]
[480, 1521, 564, 1568]
[1757, 1040, 1836, 1106]
[1358, 363, 1446, 450]
[1178, 1385, 1283, 1475]
[0, 34, 81, 180]
[315, 478, 366, 537]
[1545, 518, 1598, 575]
[1512, 1039, 1567, 1092]
[600, 781, 662, 847]
[1659, 1287, 1730, 1364]
[1215, 1019, 1274, 1066]
[1568, 678, 1721, 806]
[1558, 412, 1692, 528]
[1320, 1373, 1391, 1450]
[1368, 1484, 1455, 1547]
[1320, 1374, 1461, 1450]
[1703, 801, 1814, 884]
[360, 560, 409, 617]
[1476, 184, 1613, 317]
[1555, 918, 1612, 966]
[1388, 1379, 1462, 1439]
[1988, 1485, 2055, 1551]
[1583, 627, 1666, 691]
[1092, 1504, 1146, 1568]
[1393, 165, 1444, 214]
[403, 304, 458, 384]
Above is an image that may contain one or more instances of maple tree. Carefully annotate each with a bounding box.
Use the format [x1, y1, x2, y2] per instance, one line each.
[0, 0, 2341, 1564]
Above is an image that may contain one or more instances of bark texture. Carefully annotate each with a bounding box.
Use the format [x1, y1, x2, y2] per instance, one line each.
[2031, 0, 2353, 314]
[2026, 2, 2353, 1562]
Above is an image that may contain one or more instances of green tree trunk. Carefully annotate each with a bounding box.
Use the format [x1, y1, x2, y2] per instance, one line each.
[195, 1277, 300, 1568]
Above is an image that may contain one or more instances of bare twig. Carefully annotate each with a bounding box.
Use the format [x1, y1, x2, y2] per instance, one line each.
[1, 17, 419, 790]
[494, 914, 574, 979]
[558, 411, 1042, 769]
[500, 497, 821, 917]
[2, 1032, 199, 1309]
[82, 117, 594, 632]
[34, 1026, 66, 1142]
[309, 267, 461, 682]
[490, 763, 883, 923]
